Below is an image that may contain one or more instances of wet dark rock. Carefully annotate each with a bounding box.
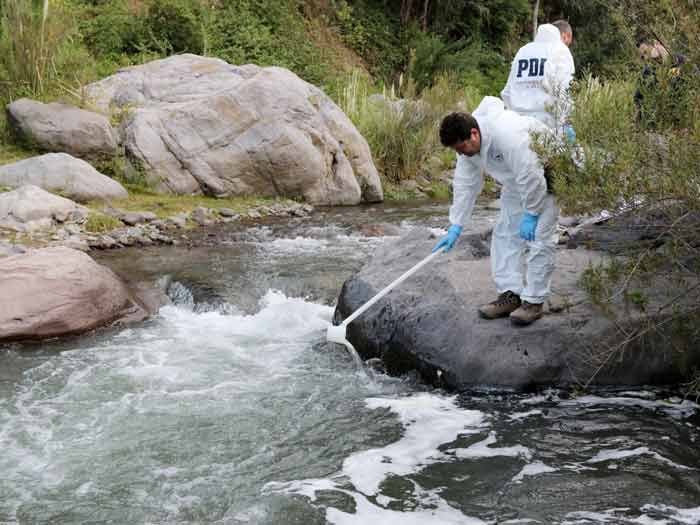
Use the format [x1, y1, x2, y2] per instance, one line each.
[334, 228, 700, 392]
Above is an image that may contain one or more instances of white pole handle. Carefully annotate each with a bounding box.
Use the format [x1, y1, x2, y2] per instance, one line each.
[343, 248, 444, 327]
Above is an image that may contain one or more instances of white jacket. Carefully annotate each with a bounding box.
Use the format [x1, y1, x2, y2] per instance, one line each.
[449, 96, 550, 227]
[500, 24, 575, 129]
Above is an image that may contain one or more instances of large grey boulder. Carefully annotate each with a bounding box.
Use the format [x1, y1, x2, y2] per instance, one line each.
[85, 54, 382, 205]
[6, 98, 118, 159]
[0, 153, 128, 202]
[0, 185, 88, 231]
[334, 228, 700, 391]
[0, 247, 151, 341]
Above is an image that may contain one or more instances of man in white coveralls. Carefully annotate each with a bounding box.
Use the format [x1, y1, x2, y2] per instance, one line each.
[433, 96, 558, 326]
[501, 21, 575, 141]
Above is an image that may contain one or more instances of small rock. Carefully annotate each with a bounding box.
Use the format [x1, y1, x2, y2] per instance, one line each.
[247, 210, 262, 219]
[218, 207, 237, 217]
[96, 235, 118, 249]
[63, 236, 89, 251]
[114, 230, 134, 246]
[191, 207, 213, 225]
[0, 242, 26, 258]
[121, 211, 157, 226]
[399, 180, 419, 192]
[168, 214, 188, 229]
[151, 219, 168, 229]
[64, 224, 82, 235]
[559, 216, 581, 228]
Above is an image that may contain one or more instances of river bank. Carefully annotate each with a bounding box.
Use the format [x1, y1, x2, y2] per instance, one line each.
[1, 199, 698, 524]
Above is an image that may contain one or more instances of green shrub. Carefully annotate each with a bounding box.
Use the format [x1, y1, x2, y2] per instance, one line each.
[331, 0, 408, 80]
[408, 32, 508, 94]
[207, 0, 329, 85]
[144, 0, 205, 54]
[80, 1, 148, 58]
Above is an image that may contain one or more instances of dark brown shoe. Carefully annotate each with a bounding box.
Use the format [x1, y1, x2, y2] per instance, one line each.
[478, 291, 521, 319]
[510, 301, 544, 326]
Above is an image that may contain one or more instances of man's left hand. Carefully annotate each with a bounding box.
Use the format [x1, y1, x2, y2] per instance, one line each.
[519, 213, 539, 241]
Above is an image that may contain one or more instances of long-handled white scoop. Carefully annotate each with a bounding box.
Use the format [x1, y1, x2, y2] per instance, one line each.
[327, 248, 445, 362]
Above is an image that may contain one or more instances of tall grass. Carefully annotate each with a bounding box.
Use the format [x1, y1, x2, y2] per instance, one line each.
[0, 0, 91, 102]
[339, 69, 482, 184]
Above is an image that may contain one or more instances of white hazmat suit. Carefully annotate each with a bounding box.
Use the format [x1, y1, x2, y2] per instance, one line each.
[449, 96, 559, 304]
[501, 24, 575, 130]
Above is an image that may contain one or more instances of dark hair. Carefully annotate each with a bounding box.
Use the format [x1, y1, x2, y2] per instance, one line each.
[552, 19, 572, 35]
[439, 112, 479, 147]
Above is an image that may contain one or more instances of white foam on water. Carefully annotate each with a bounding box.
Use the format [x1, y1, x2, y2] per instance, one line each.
[560, 395, 698, 419]
[451, 431, 532, 460]
[511, 461, 557, 483]
[639, 504, 700, 524]
[617, 391, 658, 399]
[586, 447, 694, 470]
[265, 393, 489, 524]
[508, 409, 543, 421]
[561, 504, 700, 524]
[267, 236, 330, 253]
[326, 487, 488, 525]
[0, 290, 338, 521]
[561, 509, 627, 524]
[261, 231, 392, 257]
[267, 478, 488, 525]
[345, 394, 486, 495]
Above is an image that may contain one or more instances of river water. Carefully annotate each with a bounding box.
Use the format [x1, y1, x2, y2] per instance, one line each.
[1, 202, 698, 524]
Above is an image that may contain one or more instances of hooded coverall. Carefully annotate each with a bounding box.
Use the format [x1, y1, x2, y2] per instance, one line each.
[501, 24, 575, 131]
[449, 97, 559, 304]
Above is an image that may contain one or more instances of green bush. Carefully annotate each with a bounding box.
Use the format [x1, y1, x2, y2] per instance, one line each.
[331, 0, 409, 80]
[80, 1, 147, 58]
[144, 0, 205, 54]
[408, 32, 508, 94]
[206, 0, 329, 85]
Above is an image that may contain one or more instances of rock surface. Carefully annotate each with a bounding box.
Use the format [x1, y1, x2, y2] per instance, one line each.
[0, 247, 152, 341]
[85, 54, 382, 205]
[0, 153, 128, 202]
[334, 228, 699, 391]
[6, 98, 117, 159]
[0, 185, 88, 231]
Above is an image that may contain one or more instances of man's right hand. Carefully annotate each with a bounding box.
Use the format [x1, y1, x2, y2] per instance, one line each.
[432, 224, 463, 253]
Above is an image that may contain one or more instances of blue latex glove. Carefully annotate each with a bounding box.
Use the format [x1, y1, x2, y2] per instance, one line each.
[563, 124, 576, 144]
[519, 213, 539, 241]
[432, 224, 463, 253]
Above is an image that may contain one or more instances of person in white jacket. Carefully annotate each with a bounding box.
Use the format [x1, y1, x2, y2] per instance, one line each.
[433, 96, 559, 326]
[501, 23, 575, 140]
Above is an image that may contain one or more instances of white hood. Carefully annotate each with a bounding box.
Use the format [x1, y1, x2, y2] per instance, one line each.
[534, 24, 561, 44]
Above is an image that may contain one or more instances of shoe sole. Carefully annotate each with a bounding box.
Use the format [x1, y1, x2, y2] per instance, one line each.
[510, 315, 542, 326]
[478, 308, 520, 320]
